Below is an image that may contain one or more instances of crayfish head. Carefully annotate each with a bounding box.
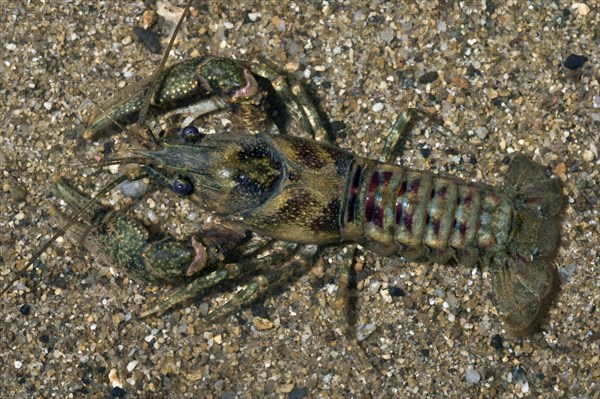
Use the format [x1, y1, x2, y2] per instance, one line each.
[140, 133, 285, 216]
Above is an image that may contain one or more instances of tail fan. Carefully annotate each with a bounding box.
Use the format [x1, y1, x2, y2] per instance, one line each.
[491, 155, 563, 334]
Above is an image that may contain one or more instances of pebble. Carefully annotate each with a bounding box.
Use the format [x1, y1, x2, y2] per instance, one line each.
[582, 149, 595, 161]
[474, 126, 489, 139]
[119, 179, 147, 198]
[372, 102, 384, 112]
[279, 383, 295, 394]
[142, 8, 158, 29]
[133, 27, 161, 54]
[108, 368, 123, 388]
[570, 3, 590, 16]
[253, 316, 274, 330]
[111, 387, 126, 398]
[563, 54, 588, 70]
[126, 360, 138, 373]
[419, 71, 439, 84]
[465, 367, 481, 384]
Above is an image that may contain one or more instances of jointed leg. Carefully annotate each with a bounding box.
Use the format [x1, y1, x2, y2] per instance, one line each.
[140, 242, 300, 317]
[330, 245, 375, 373]
[249, 57, 329, 142]
[204, 245, 319, 323]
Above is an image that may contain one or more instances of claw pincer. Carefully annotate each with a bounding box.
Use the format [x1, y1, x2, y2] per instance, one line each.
[55, 179, 250, 285]
[85, 57, 258, 137]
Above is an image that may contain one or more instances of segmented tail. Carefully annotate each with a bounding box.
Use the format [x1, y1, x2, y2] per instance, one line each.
[491, 155, 563, 334]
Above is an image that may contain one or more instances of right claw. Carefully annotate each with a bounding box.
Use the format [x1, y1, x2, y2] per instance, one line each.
[54, 179, 252, 284]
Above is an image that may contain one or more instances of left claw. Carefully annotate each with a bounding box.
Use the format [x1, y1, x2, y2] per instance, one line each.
[85, 56, 262, 138]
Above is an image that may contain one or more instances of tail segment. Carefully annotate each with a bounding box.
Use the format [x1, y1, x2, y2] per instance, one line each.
[490, 155, 564, 334]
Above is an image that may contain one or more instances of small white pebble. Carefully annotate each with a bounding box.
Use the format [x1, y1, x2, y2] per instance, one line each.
[223, 21, 234, 29]
[109, 368, 123, 388]
[119, 179, 147, 198]
[372, 102, 384, 112]
[126, 360, 138, 373]
[570, 2, 589, 16]
[147, 210, 157, 223]
[582, 149, 595, 161]
[465, 366, 481, 384]
[15, 211, 25, 221]
[144, 334, 155, 343]
[14, 360, 23, 369]
[380, 289, 393, 304]
[121, 35, 132, 45]
[247, 12, 259, 22]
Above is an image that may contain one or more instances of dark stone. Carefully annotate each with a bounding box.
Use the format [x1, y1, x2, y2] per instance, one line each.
[111, 386, 126, 398]
[491, 333, 503, 350]
[563, 54, 588, 70]
[133, 27, 161, 54]
[467, 65, 481, 77]
[419, 71, 439, 84]
[288, 387, 309, 399]
[329, 120, 346, 134]
[491, 97, 504, 107]
[389, 286, 405, 297]
[19, 304, 30, 315]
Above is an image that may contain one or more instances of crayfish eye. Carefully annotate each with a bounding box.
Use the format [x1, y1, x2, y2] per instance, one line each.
[181, 125, 203, 143]
[172, 176, 193, 195]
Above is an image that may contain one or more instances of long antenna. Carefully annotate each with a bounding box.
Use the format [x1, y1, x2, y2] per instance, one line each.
[1, 1, 193, 298]
[0, 175, 128, 297]
[137, 0, 193, 129]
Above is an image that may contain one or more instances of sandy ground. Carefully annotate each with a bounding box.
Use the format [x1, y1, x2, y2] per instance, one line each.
[1, 1, 599, 398]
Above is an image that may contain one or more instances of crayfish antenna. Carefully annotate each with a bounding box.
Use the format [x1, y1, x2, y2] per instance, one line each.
[137, 0, 193, 140]
[0, 175, 129, 298]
